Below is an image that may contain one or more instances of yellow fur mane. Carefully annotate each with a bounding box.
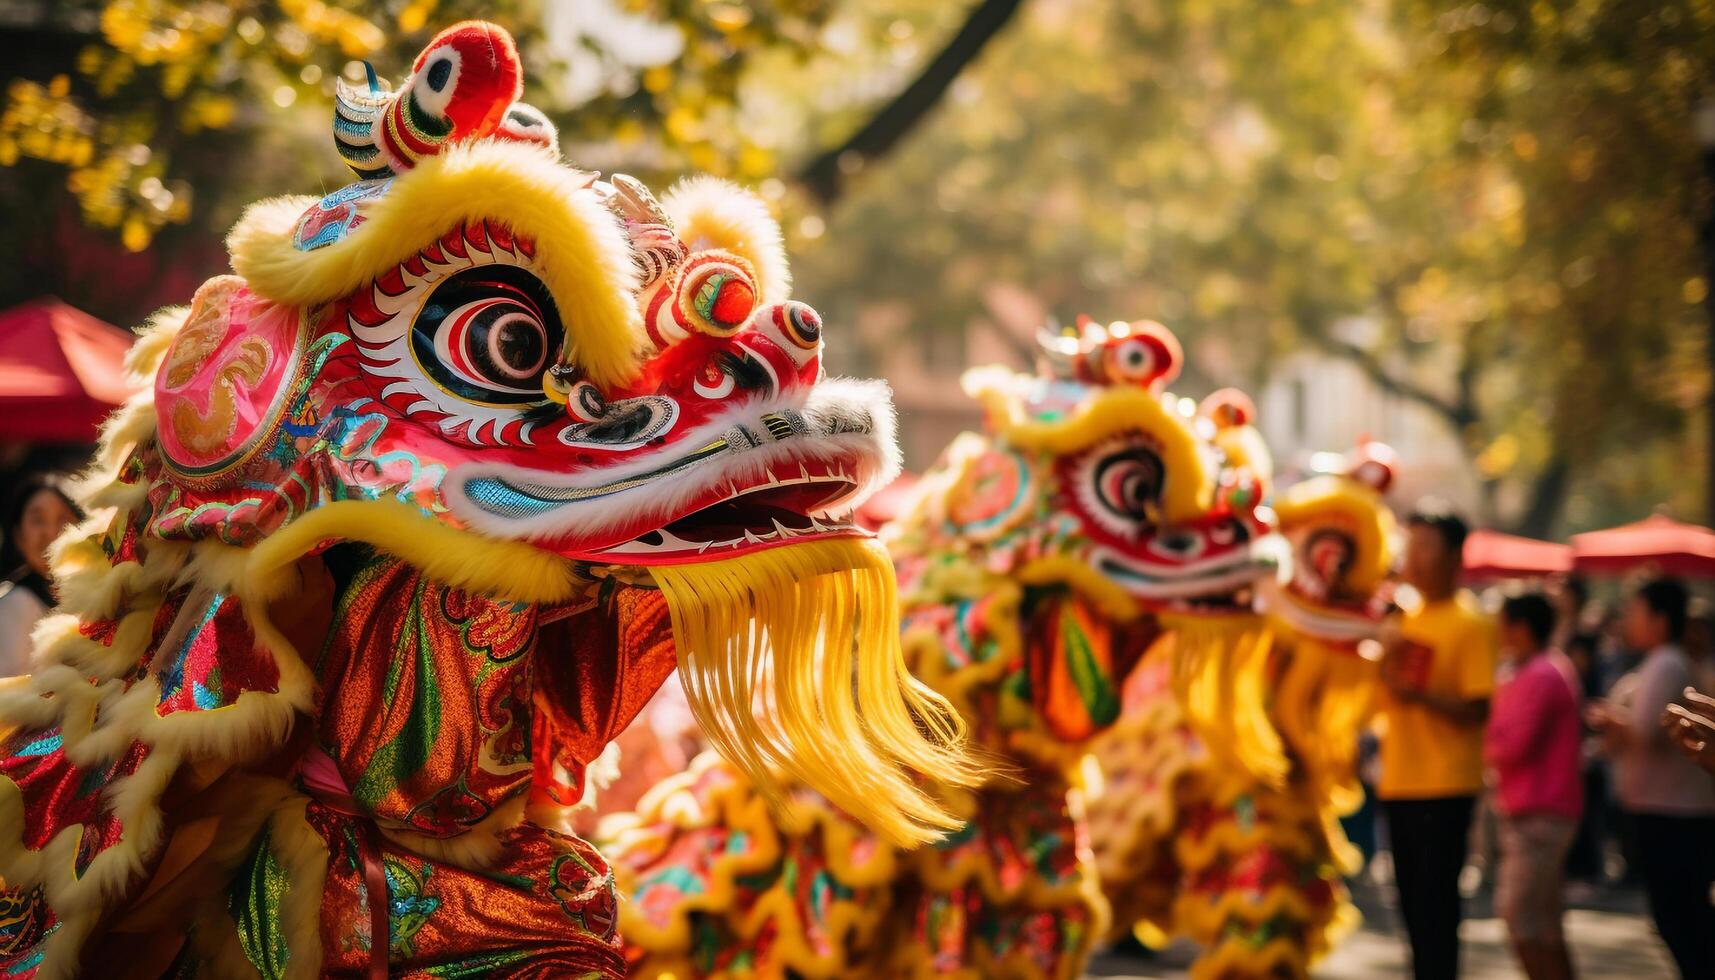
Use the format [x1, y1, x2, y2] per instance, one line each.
[227, 141, 644, 387]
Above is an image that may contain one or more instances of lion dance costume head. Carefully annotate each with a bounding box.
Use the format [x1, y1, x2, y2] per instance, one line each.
[0, 22, 975, 978]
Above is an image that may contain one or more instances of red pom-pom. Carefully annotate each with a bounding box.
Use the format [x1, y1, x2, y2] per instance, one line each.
[1348, 440, 1399, 492]
[710, 277, 756, 327]
[1199, 388, 1256, 429]
[412, 21, 524, 141]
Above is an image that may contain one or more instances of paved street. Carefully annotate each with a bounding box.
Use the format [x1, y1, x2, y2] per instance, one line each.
[1086, 879, 1675, 978]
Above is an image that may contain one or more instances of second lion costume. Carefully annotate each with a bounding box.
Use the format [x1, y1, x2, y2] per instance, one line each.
[601, 318, 1289, 979]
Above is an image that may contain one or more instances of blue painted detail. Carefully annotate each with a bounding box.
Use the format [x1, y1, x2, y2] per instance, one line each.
[462, 478, 569, 519]
[192, 680, 221, 710]
[157, 595, 227, 706]
[12, 733, 61, 757]
[4, 948, 45, 974]
[291, 178, 393, 252]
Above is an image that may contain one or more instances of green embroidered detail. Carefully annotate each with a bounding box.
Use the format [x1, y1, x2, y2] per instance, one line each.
[227, 825, 292, 980]
[1062, 611, 1119, 726]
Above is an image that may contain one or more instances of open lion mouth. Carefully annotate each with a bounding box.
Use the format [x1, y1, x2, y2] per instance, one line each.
[597, 475, 864, 562]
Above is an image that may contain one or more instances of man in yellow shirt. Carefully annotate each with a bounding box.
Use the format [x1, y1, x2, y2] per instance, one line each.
[1376, 504, 1497, 980]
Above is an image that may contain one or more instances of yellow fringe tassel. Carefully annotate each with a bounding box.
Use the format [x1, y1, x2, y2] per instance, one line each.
[1166, 615, 1289, 787]
[1273, 639, 1378, 816]
[651, 537, 980, 847]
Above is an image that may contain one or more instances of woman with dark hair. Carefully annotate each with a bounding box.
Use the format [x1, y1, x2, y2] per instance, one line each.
[0, 473, 81, 676]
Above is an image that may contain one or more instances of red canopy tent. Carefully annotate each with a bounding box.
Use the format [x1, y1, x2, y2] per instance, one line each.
[1462, 528, 1573, 582]
[1571, 513, 1715, 579]
[0, 298, 136, 444]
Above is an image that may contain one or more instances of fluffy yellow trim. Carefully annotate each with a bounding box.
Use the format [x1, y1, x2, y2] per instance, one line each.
[961, 368, 1211, 522]
[1188, 934, 1315, 980]
[663, 176, 791, 305]
[241, 499, 584, 607]
[902, 782, 1100, 911]
[126, 305, 189, 385]
[227, 141, 644, 387]
[1015, 556, 1143, 623]
[86, 395, 159, 479]
[605, 753, 895, 979]
[1272, 475, 1396, 595]
[0, 749, 175, 977]
[1214, 423, 1273, 490]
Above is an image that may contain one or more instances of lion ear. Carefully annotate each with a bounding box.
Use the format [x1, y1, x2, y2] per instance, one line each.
[661, 177, 790, 304]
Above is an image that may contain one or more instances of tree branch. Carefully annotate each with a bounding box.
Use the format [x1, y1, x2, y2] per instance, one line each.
[797, 0, 1027, 204]
[1512, 455, 1570, 538]
[1304, 327, 1477, 431]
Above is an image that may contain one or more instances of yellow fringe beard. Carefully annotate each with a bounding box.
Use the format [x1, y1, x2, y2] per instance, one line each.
[649, 536, 980, 847]
[1272, 639, 1378, 816]
[1165, 614, 1290, 788]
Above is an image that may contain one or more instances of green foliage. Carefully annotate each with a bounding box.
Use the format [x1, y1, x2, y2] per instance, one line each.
[0, 0, 834, 248]
[787, 0, 1710, 532]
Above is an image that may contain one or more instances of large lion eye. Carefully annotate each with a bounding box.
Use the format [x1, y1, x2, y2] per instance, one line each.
[413, 265, 561, 405]
[1093, 446, 1164, 523]
[674, 252, 758, 337]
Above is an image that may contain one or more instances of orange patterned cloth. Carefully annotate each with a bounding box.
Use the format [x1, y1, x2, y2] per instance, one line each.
[303, 801, 623, 978]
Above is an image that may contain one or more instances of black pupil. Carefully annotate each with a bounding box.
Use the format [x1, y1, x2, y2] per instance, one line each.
[426, 57, 452, 92]
[577, 385, 606, 418]
[490, 319, 544, 376]
[411, 264, 561, 405]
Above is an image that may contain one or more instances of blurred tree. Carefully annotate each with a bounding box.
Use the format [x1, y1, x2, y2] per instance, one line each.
[0, 0, 836, 321]
[779, 0, 1710, 534]
[1406, 0, 1714, 531]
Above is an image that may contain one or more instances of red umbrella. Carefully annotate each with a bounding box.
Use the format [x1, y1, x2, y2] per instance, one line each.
[1571, 513, 1715, 579]
[0, 298, 136, 444]
[1463, 528, 1573, 582]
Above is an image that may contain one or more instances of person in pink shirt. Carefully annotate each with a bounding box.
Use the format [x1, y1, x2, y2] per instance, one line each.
[1486, 592, 1583, 980]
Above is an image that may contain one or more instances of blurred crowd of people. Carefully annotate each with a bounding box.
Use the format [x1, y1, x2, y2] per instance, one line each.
[1362, 503, 1715, 980]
